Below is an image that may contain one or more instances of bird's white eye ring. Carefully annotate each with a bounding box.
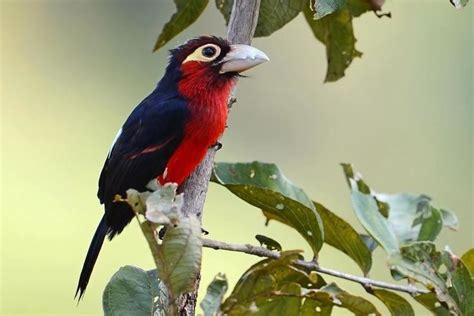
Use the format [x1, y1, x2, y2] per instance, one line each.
[183, 44, 221, 63]
[202, 45, 218, 58]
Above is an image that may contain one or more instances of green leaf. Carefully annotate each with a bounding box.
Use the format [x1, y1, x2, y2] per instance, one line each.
[350, 187, 400, 254]
[414, 292, 451, 316]
[450, 0, 469, 9]
[304, 7, 361, 82]
[461, 248, 474, 276]
[314, 201, 372, 275]
[153, 0, 209, 51]
[200, 273, 228, 316]
[311, 0, 346, 19]
[103, 266, 168, 316]
[372, 289, 414, 316]
[255, 234, 282, 251]
[341, 164, 457, 251]
[376, 193, 448, 244]
[212, 161, 324, 255]
[215, 0, 303, 37]
[155, 216, 202, 300]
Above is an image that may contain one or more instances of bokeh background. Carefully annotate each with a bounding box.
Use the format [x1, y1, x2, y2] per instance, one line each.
[1, 0, 472, 315]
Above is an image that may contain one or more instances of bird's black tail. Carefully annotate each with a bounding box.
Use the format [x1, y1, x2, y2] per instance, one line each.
[75, 215, 108, 300]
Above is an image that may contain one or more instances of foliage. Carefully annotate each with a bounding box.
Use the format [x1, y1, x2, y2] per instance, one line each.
[151, 0, 468, 82]
[103, 161, 472, 315]
[103, 266, 168, 316]
[105, 183, 202, 315]
[211, 161, 324, 255]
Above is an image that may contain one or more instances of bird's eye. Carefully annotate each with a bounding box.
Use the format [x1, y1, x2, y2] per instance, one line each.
[182, 44, 221, 64]
[202, 46, 217, 58]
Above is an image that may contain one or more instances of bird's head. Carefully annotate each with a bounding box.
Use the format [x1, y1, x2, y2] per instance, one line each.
[165, 36, 269, 99]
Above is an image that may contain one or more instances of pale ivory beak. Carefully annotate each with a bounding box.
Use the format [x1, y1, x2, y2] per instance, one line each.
[220, 44, 269, 73]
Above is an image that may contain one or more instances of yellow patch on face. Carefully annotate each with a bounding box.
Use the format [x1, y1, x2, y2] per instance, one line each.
[183, 44, 221, 64]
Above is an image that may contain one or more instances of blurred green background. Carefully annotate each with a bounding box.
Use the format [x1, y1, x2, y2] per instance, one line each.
[1, 0, 472, 315]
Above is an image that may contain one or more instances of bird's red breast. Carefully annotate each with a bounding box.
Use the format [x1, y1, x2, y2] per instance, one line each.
[159, 61, 236, 185]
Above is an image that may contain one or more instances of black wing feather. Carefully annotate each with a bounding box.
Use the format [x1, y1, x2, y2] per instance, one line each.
[99, 91, 189, 236]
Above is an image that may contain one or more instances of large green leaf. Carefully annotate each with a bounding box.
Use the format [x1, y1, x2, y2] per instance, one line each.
[341, 164, 458, 251]
[372, 289, 414, 316]
[255, 0, 303, 37]
[311, 0, 346, 19]
[153, 0, 209, 51]
[155, 216, 202, 300]
[103, 266, 168, 316]
[349, 186, 400, 255]
[200, 273, 228, 316]
[314, 201, 372, 275]
[212, 161, 324, 255]
[304, 7, 361, 82]
[376, 193, 452, 244]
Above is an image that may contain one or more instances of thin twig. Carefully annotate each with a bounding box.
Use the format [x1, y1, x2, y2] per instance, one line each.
[202, 238, 429, 296]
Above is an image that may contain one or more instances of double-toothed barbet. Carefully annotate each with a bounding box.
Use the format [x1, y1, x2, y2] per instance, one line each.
[75, 36, 269, 299]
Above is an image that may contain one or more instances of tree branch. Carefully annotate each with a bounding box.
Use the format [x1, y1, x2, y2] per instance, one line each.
[202, 238, 429, 296]
[177, 1, 261, 314]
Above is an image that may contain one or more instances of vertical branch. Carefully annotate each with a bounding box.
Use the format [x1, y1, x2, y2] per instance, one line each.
[176, 1, 261, 315]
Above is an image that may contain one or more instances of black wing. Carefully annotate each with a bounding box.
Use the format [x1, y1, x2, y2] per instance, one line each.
[98, 91, 189, 237]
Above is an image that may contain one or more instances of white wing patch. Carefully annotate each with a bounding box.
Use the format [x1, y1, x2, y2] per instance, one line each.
[108, 128, 122, 158]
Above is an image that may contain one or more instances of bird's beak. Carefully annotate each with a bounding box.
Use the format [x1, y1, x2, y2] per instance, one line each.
[220, 44, 269, 74]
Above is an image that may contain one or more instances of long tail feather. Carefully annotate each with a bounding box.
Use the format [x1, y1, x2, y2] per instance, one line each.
[75, 216, 108, 300]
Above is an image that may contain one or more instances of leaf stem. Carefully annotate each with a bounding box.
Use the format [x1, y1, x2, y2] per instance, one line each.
[201, 238, 429, 296]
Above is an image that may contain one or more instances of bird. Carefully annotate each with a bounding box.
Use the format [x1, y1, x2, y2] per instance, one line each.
[75, 36, 269, 299]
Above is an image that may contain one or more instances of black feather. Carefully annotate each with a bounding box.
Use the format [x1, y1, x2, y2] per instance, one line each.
[75, 216, 108, 300]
